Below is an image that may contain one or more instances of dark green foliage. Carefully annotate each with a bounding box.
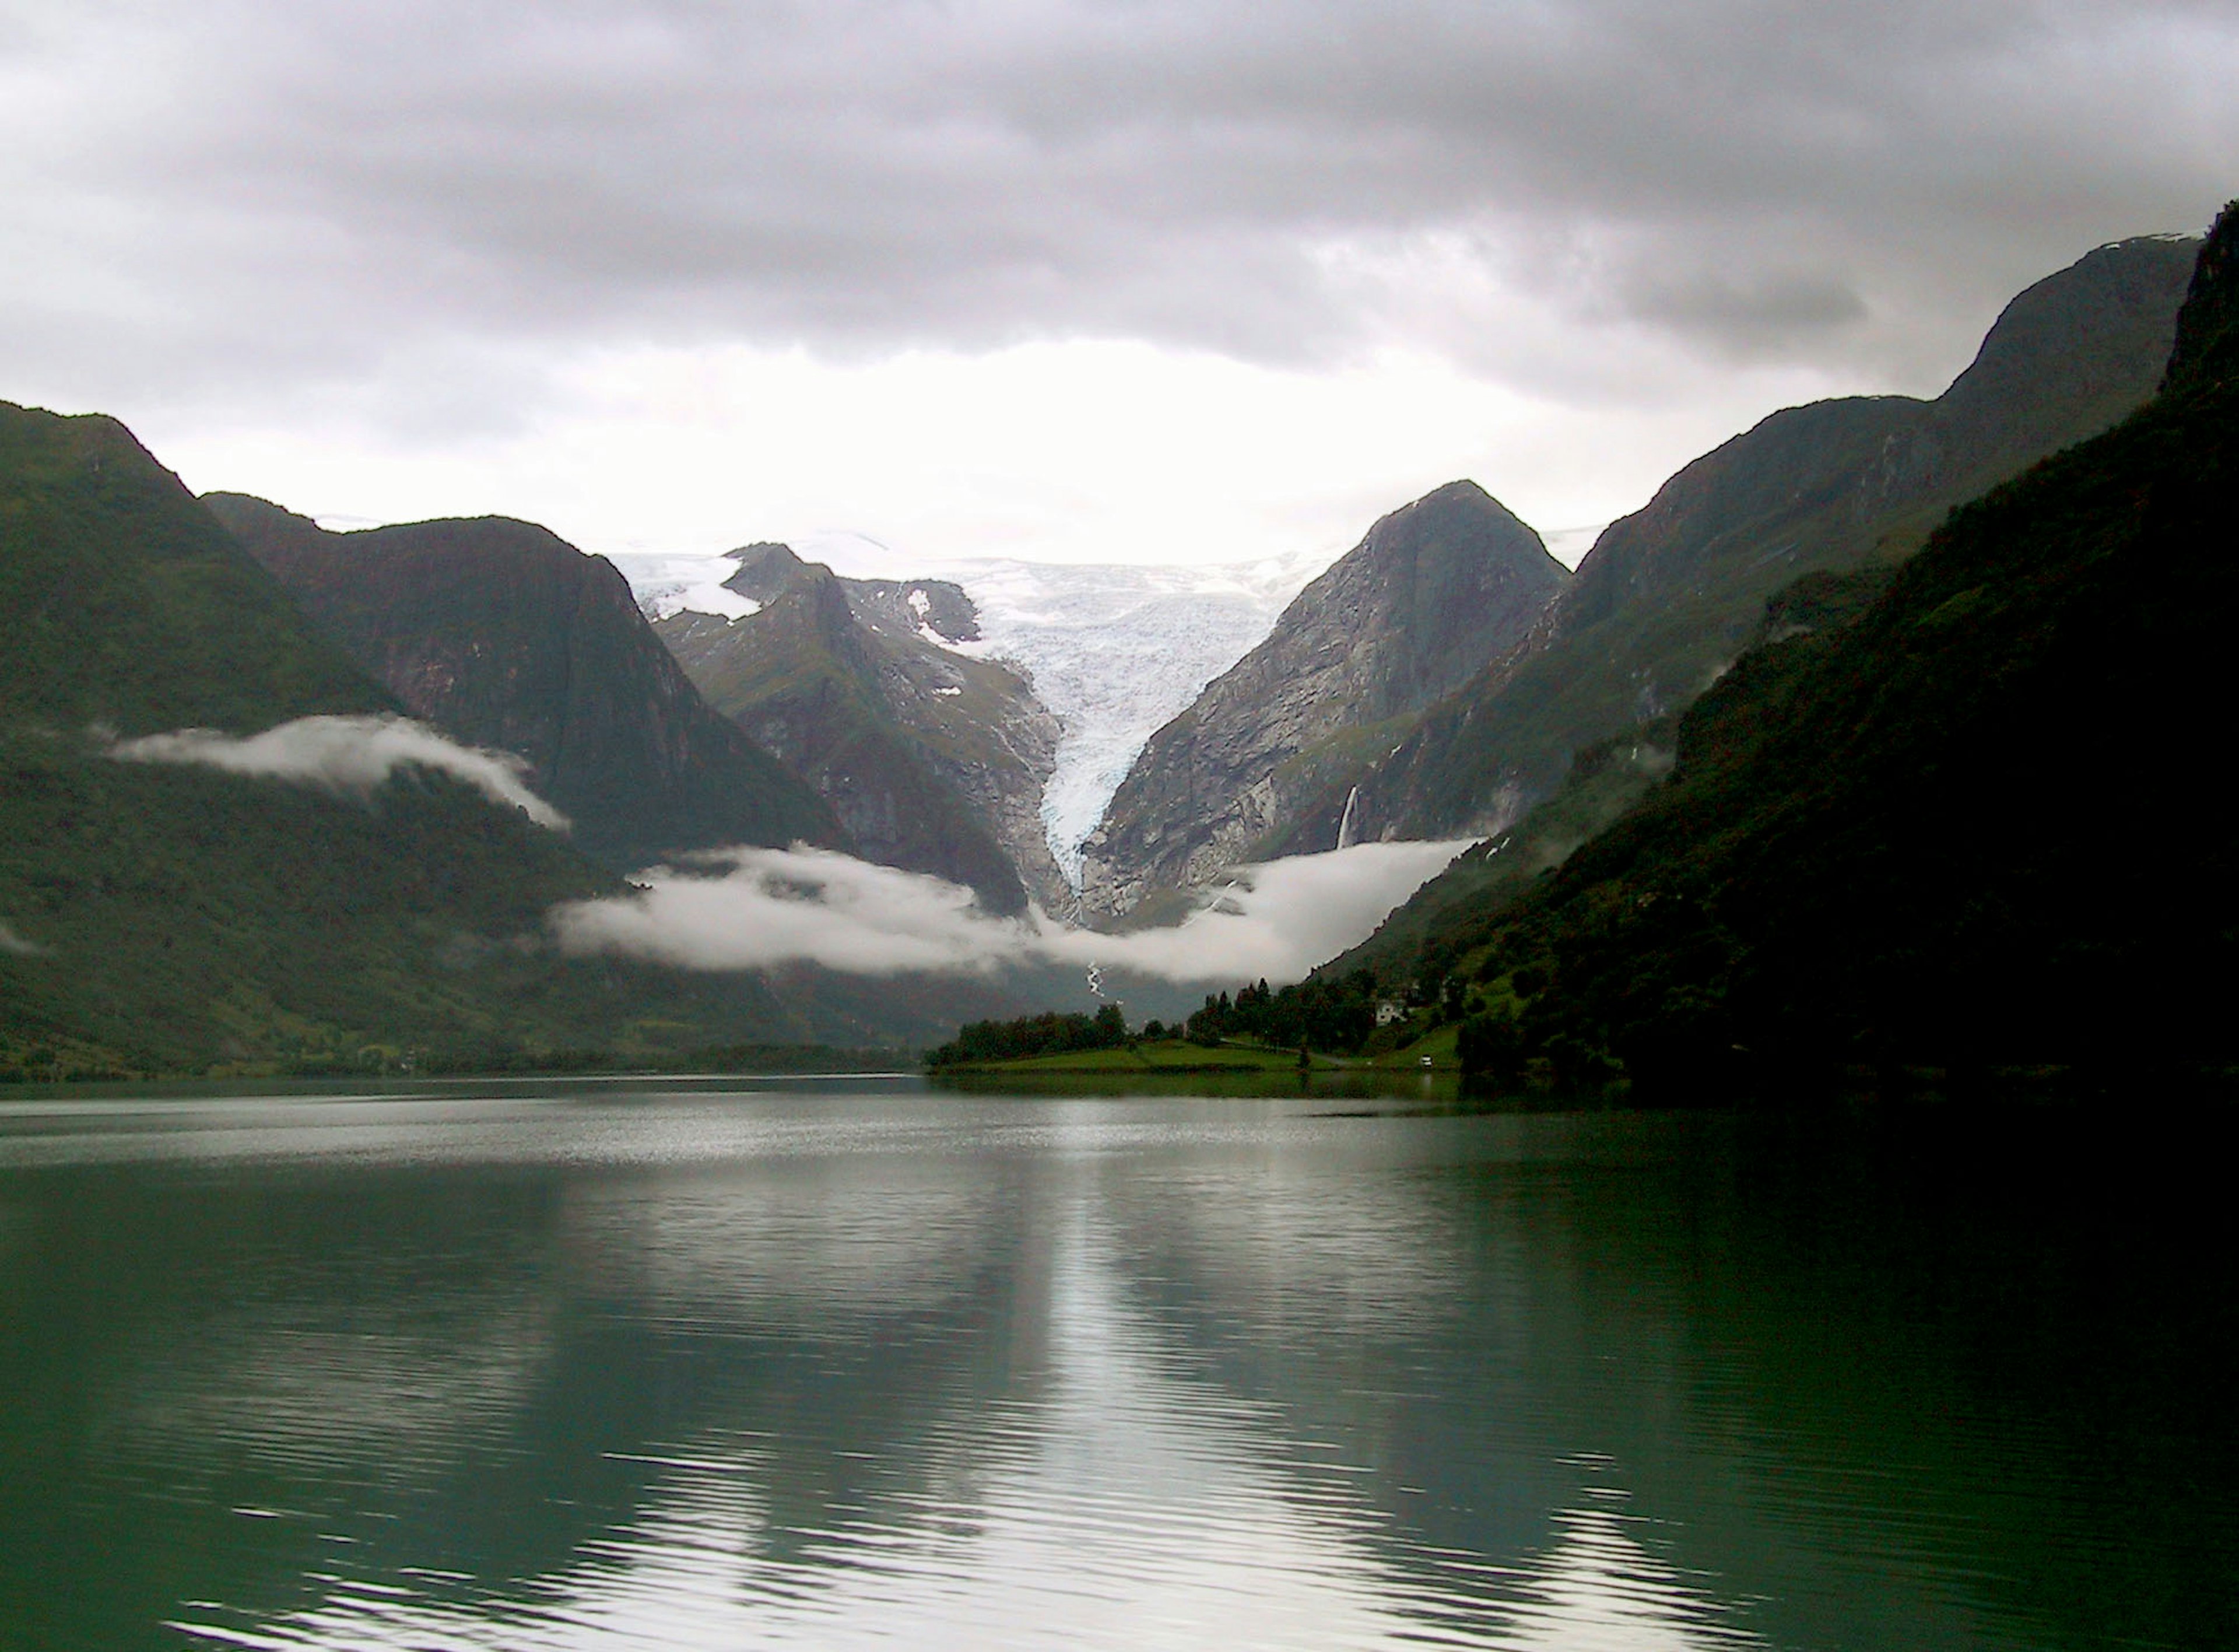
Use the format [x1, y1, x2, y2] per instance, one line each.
[1381, 206, 2239, 1093]
[925, 1002, 1128, 1068]
[1181, 972, 1380, 1055]
[0, 404, 391, 732]
[1455, 1008, 1525, 1086]
[1323, 718, 1683, 987]
[2164, 204, 2239, 393]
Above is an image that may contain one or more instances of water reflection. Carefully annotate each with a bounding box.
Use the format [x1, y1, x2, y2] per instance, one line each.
[0, 1086, 2230, 1649]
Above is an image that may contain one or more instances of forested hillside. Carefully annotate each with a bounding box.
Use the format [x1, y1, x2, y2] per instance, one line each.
[1347, 207, 2239, 1093]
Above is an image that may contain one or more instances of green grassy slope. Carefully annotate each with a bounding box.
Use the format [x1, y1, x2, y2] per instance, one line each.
[1371, 207, 2239, 1089]
[0, 406, 392, 731]
[1329, 568, 1896, 988]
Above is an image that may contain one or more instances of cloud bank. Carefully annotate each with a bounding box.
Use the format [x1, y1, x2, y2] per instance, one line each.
[7, 1, 2232, 424]
[108, 715, 567, 828]
[553, 840, 1470, 985]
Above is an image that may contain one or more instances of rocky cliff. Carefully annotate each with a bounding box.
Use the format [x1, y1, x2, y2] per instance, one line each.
[204, 496, 845, 872]
[655, 544, 1064, 915]
[1078, 480, 1566, 918]
[1272, 234, 2202, 857]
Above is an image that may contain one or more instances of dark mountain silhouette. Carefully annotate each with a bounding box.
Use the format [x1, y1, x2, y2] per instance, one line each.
[1329, 206, 2239, 1090]
[204, 495, 844, 871]
[1271, 235, 2201, 861]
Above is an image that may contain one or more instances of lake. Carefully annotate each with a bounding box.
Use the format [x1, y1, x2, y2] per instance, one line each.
[1, 1078, 2230, 1649]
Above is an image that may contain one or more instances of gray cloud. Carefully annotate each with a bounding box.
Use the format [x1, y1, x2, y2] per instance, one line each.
[552, 839, 1468, 983]
[3, 0, 2233, 429]
[109, 715, 568, 828]
[0, 919, 47, 957]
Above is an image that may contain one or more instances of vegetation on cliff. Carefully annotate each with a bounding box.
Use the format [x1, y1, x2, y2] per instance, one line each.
[1359, 206, 2239, 1095]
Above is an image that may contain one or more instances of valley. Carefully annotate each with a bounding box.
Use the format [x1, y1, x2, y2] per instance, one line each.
[3, 213, 2231, 1089]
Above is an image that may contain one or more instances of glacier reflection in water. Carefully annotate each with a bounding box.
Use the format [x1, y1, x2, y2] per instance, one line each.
[0, 1082, 2229, 1650]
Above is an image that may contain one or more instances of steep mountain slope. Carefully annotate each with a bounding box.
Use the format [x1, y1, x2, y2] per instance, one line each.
[1276, 235, 2201, 857]
[204, 496, 844, 872]
[1361, 206, 2239, 1088]
[0, 408, 392, 732]
[0, 406, 1027, 1076]
[1079, 480, 1566, 918]
[657, 543, 1062, 914]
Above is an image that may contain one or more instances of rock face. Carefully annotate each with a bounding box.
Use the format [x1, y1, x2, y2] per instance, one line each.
[1271, 233, 2203, 858]
[203, 496, 845, 871]
[1079, 480, 1567, 918]
[655, 545, 1064, 916]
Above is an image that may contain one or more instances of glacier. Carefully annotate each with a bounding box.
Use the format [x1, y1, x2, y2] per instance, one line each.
[607, 545, 1331, 888]
[928, 551, 1332, 888]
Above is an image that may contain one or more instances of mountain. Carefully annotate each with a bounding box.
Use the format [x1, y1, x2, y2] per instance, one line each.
[1078, 480, 1566, 920]
[654, 543, 1063, 914]
[0, 412, 393, 734]
[618, 545, 1333, 893]
[1345, 205, 2239, 1089]
[1271, 235, 2202, 860]
[202, 496, 844, 872]
[0, 406, 1039, 1076]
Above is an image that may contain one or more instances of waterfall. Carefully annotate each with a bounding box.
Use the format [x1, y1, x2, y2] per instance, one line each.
[1335, 785, 1361, 851]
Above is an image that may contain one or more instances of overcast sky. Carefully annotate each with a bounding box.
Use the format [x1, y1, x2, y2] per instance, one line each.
[5, 0, 2234, 570]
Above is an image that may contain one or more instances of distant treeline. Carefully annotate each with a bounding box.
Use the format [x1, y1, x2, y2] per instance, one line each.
[925, 966, 1441, 1069]
[924, 1004, 1128, 1068]
[290, 1043, 912, 1080]
[1180, 971, 1387, 1053]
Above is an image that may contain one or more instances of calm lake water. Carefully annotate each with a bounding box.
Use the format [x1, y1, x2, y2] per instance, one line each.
[0, 1078, 2230, 1650]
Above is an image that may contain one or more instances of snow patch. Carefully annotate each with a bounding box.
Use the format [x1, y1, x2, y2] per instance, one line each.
[602, 550, 763, 621]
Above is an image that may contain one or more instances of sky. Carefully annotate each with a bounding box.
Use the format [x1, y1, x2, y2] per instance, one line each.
[5, 0, 2236, 573]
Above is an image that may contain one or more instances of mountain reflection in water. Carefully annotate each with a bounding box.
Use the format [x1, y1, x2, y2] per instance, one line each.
[0, 1083, 2229, 1650]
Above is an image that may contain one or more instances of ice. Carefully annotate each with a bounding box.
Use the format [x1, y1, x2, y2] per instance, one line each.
[925, 550, 1331, 886]
[609, 543, 1336, 889]
[601, 550, 763, 621]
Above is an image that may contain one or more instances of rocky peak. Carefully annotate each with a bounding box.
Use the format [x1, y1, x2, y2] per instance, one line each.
[655, 543, 1064, 915]
[1271, 230, 2203, 867]
[721, 542, 813, 604]
[1078, 480, 1566, 919]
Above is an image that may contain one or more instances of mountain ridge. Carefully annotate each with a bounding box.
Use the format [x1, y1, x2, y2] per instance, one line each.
[1320, 206, 2239, 1087]
[655, 544, 1064, 914]
[1259, 234, 2202, 861]
[1079, 479, 1567, 920]
[203, 494, 846, 872]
